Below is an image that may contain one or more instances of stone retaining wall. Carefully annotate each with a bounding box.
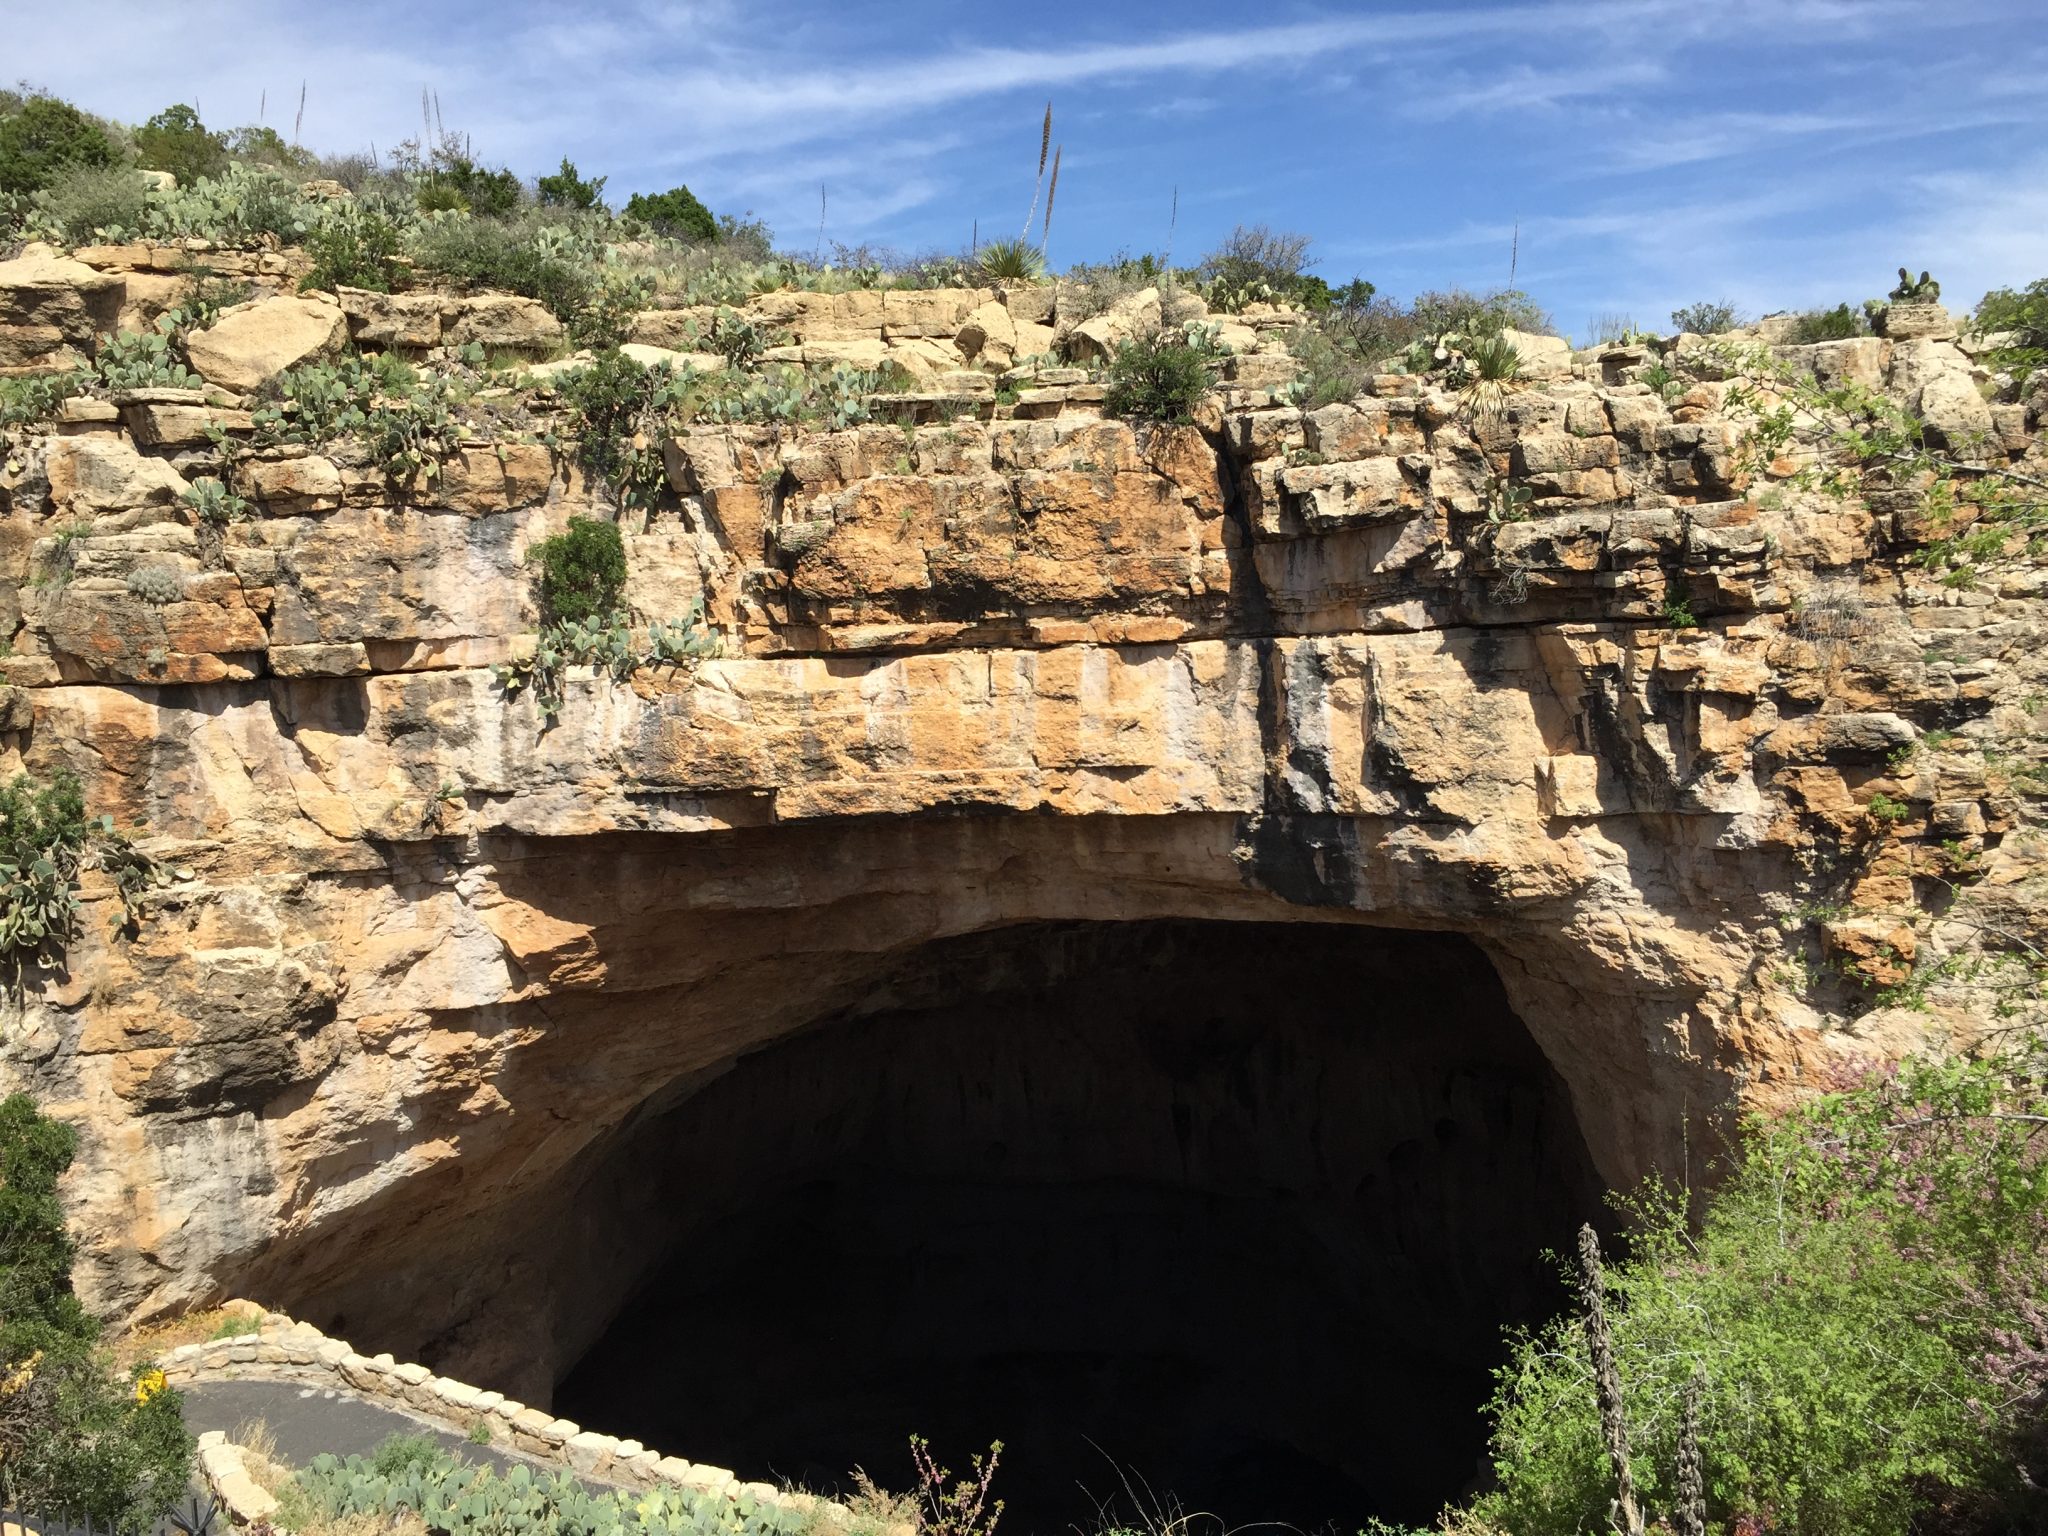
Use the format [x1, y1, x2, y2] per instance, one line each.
[164, 1305, 812, 1511]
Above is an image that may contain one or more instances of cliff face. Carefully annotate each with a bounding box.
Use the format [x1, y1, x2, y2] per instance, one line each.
[2, 261, 2043, 1402]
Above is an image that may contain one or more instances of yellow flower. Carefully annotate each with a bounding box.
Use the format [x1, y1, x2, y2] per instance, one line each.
[1, 1350, 42, 1398]
[134, 1367, 167, 1403]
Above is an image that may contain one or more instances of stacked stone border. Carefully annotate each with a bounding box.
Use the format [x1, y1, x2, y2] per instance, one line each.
[163, 1304, 824, 1515]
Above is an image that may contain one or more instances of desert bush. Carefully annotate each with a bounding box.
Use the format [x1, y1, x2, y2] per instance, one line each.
[31, 163, 151, 244]
[1976, 277, 2048, 387]
[133, 104, 226, 187]
[529, 516, 627, 626]
[433, 154, 522, 217]
[1104, 329, 1218, 423]
[1790, 303, 1869, 343]
[1411, 286, 1554, 339]
[624, 184, 718, 242]
[302, 202, 405, 293]
[0, 94, 118, 196]
[1671, 300, 1742, 335]
[0, 1093, 193, 1527]
[1476, 1037, 2048, 1536]
[1285, 324, 1374, 407]
[408, 211, 596, 319]
[1197, 223, 1332, 313]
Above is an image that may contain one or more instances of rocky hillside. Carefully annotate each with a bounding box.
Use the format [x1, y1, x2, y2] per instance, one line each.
[2, 233, 2045, 1399]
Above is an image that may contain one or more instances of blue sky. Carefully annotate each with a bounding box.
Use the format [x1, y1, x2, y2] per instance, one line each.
[12, 0, 2047, 338]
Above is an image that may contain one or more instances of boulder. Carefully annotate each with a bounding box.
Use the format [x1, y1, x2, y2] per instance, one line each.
[447, 294, 565, 353]
[337, 287, 449, 350]
[44, 436, 189, 521]
[956, 300, 1018, 368]
[1915, 372, 1997, 454]
[1501, 328, 1573, 380]
[0, 244, 124, 372]
[185, 295, 346, 392]
[1065, 288, 1163, 362]
[1874, 302, 1955, 342]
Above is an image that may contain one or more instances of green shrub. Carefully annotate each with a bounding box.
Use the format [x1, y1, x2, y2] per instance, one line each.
[133, 104, 226, 187]
[529, 516, 627, 626]
[301, 202, 404, 293]
[1671, 300, 1741, 335]
[414, 152, 522, 217]
[0, 1093, 193, 1528]
[1790, 303, 1868, 343]
[409, 213, 594, 320]
[624, 184, 718, 242]
[1104, 330, 1217, 423]
[536, 158, 607, 211]
[1476, 1039, 2048, 1536]
[0, 95, 118, 196]
[32, 163, 151, 244]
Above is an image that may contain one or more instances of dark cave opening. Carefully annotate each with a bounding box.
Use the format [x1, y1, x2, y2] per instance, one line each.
[551, 920, 1605, 1533]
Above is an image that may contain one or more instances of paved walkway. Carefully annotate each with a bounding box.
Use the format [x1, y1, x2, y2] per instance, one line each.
[179, 1378, 616, 1484]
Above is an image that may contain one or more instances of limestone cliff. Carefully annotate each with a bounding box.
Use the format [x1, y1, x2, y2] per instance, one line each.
[1, 249, 2044, 1403]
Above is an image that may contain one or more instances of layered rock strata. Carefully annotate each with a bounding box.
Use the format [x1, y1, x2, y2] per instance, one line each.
[0, 267, 2042, 1410]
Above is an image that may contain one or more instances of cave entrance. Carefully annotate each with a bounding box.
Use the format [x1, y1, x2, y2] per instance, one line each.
[551, 920, 1604, 1533]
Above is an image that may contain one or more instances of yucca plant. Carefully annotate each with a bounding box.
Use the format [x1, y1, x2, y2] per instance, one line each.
[975, 237, 1045, 283]
[1459, 331, 1522, 425]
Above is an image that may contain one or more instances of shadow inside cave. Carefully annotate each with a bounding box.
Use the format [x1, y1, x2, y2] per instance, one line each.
[551, 920, 1604, 1533]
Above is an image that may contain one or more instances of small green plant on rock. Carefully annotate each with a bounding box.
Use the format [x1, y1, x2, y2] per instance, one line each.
[0, 768, 167, 989]
[125, 565, 185, 605]
[179, 476, 250, 525]
[1103, 329, 1218, 424]
[528, 516, 627, 626]
[1790, 303, 1869, 343]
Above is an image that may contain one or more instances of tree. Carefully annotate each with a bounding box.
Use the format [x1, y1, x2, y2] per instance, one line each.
[1976, 277, 2048, 386]
[0, 95, 118, 196]
[0, 1094, 192, 1525]
[536, 157, 607, 211]
[133, 104, 226, 187]
[623, 184, 717, 241]
[227, 124, 310, 173]
[428, 153, 522, 216]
